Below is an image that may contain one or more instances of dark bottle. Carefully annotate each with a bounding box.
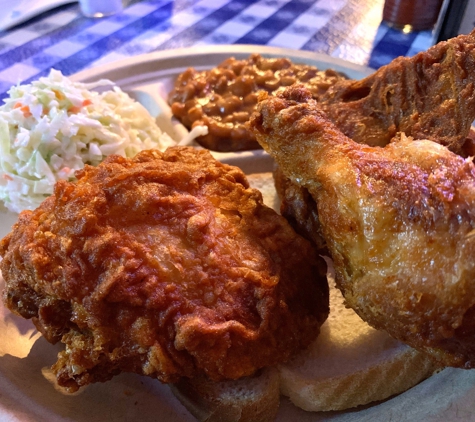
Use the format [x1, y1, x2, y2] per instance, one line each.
[435, 0, 473, 41]
[383, 0, 445, 31]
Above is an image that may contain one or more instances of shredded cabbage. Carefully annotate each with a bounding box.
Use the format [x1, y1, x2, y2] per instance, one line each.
[0, 69, 176, 213]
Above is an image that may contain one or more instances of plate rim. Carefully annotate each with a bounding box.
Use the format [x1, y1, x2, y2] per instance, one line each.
[6, 45, 470, 422]
[70, 44, 374, 84]
[69, 44, 374, 171]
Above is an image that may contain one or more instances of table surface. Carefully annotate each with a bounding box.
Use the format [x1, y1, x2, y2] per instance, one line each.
[0, 2, 471, 422]
[0, 0, 435, 100]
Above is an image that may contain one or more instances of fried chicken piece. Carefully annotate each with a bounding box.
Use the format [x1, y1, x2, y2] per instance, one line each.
[319, 29, 475, 152]
[250, 86, 475, 368]
[273, 165, 327, 254]
[273, 31, 475, 255]
[0, 147, 328, 392]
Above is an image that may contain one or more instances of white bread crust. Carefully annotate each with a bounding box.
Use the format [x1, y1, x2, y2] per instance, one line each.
[170, 367, 280, 422]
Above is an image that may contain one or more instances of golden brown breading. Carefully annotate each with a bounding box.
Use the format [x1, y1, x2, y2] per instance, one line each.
[319, 30, 475, 152]
[273, 165, 327, 255]
[250, 86, 475, 368]
[0, 147, 328, 392]
[273, 31, 475, 261]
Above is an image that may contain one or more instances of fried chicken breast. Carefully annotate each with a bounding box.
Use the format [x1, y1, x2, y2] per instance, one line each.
[0, 147, 328, 392]
[250, 86, 475, 368]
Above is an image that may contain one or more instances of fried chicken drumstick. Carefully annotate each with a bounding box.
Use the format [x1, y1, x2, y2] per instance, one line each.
[0, 147, 328, 392]
[273, 31, 475, 256]
[250, 86, 475, 368]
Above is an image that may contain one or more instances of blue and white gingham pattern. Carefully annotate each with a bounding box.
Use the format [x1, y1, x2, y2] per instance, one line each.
[0, 0, 434, 101]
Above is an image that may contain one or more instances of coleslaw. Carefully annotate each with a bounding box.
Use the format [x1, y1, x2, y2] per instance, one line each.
[0, 69, 177, 213]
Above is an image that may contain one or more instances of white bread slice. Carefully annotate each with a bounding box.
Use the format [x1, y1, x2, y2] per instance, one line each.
[170, 367, 280, 422]
[171, 171, 439, 419]
[278, 258, 440, 411]
[169, 173, 281, 422]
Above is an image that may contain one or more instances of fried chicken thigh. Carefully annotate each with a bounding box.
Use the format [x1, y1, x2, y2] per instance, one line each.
[250, 86, 475, 368]
[0, 147, 328, 392]
[320, 29, 475, 152]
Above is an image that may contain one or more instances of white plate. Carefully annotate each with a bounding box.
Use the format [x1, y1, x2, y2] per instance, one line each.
[72, 44, 374, 173]
[0, 0, 77, 31]
[1, 45, 475, 422]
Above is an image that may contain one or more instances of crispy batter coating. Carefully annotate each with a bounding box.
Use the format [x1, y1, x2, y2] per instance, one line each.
[250, 86, 475, 368]
[273, 165, 327, 255]
[0, 147, 328, 392]
[319, 30, 475, 152]
[273, 31, 475, 258]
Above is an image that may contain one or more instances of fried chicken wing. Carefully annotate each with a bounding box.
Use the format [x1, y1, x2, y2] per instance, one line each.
[250, 86, 475, 368]
[0, 147, 328, 392]
[319, 30, 475, 152]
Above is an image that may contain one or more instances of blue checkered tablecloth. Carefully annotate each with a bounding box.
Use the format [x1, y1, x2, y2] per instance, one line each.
[0, 0, 435, 101]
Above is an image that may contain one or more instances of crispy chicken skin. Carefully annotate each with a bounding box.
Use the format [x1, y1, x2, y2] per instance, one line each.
[250, 86, 475, 368]
[0, 147, 329, 392]
[319, 30, 475, 152]
[273, 165, 327, 254]
[274, 31, 475, 256]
